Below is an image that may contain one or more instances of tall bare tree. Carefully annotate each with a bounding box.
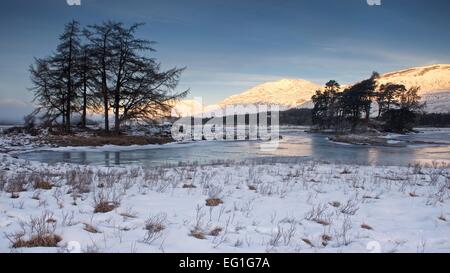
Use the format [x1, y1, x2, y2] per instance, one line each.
[108, 22, 187, 132]
[77, 45, 94, 128]
[53, 20, 81, 132]
[29, 58, 65, 126]
[84, 22, 115, 132]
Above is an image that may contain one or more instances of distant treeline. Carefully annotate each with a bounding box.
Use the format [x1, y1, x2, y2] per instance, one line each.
[280, 108, 313, 125]
[416, 113, 450, 127]
[180, 109, 449, 128]
[185, 108, 313, 126]
[280, 110, 450, 127]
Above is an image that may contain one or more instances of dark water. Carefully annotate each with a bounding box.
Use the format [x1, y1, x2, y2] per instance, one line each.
[16, 127, 450, 167]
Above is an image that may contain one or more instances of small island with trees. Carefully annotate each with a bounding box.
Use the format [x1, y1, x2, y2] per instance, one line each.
[310, 73, 426, 146]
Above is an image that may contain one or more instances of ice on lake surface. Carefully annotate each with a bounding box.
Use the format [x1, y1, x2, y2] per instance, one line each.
[16, 127, 450, 167]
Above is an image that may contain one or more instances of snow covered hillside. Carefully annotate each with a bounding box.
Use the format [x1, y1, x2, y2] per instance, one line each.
[208, 64, 450, 113]
[379, 64, 450, 95]
[219, 79, 321, 109]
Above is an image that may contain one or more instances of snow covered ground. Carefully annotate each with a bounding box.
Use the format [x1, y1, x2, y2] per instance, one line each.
[0, 154, 449, 253]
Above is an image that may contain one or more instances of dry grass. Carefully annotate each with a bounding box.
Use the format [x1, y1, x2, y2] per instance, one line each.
[363, 195, 380, 200]
[209, 227, 223, 237]
[321, 234, 332, 242]
[94, 201, 117, 213]
[438, 214, 447, 222]
[182, 184, 197, 189]
[321, 234, 332, 246]
[12, 234, 62, 248]
[315, 219, 330, 226]
[34, 180, 54, 190]
[0, 171, 6, 192]
[143, 213, 167, 244]
[206, 198, 223, 207]
[145, 221, 165, 234]
[302, 238, 314, 247]
[119, 212, 137, 219]
[190, 230, 206, 240]
[5, 173, 28, 193]
[409, 192, 420, 198]
[7, 212, 62, 248]
[329, 201, 341, 208]
[83, 223, 100, 234]
[46, 218, 57, 224]
[361, 223, 374, 230]
[248, 185, 257, 191]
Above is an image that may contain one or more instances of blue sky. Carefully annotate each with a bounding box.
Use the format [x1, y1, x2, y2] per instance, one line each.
[1, 0, 450, 122]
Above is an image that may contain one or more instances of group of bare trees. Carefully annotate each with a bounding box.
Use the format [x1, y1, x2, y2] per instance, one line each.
[311, 72, 425, 132]
[30, 21, 188, 133]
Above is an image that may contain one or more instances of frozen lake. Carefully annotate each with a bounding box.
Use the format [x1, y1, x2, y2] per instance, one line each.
[15, 127, 450, 167]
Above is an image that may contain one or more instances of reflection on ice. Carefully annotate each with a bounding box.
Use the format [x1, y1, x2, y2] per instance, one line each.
[17, 128, 450, 167]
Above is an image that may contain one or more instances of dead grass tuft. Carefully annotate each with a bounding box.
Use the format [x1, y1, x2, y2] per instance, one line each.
[83, 223, 100, 233]
[182, 184, 197, 189]
[302, 238, 314, 247]
[119, 212, 137, 219]
[143, 213, 167, 244]
[209, 227, 223, 237]
[190, 230, 206, 240]
[206, 198, 223, 207]
[409, 192, 419, 198]
[146, 221, 165, 234]
[361, 223, 373, 230]
[34, 181, 54, 190]
[315, 219, 330, 226]
[5, 173, 28, 193]
[46, 218, 57, 224]
[321, 234, 332, 246]
[94, 201, 117, 213]
[6, 212, 62, 248]
[321, 234, 332, 242]
[12, 234, 62, 248]
[329, 201, 341, 208]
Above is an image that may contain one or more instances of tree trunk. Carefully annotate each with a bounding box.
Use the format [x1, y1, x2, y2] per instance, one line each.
[62, 105, 66, 127]
[81, 54, 88, 128]
[66, 27, 73, 133]
[104, 95, 109, 132]
[114, 94, 120, 134]
[82, 80, 87, 128]
[66, 98, 71, 132]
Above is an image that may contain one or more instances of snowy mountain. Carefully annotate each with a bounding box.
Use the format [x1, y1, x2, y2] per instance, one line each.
[378, 64, 450, 113]
[215, 64, 450, 113]
[219, 79, 321, 109]
[379, 64, 450, 94]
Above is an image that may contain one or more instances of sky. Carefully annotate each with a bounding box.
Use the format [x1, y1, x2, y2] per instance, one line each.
[1, 0, 450, 122]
